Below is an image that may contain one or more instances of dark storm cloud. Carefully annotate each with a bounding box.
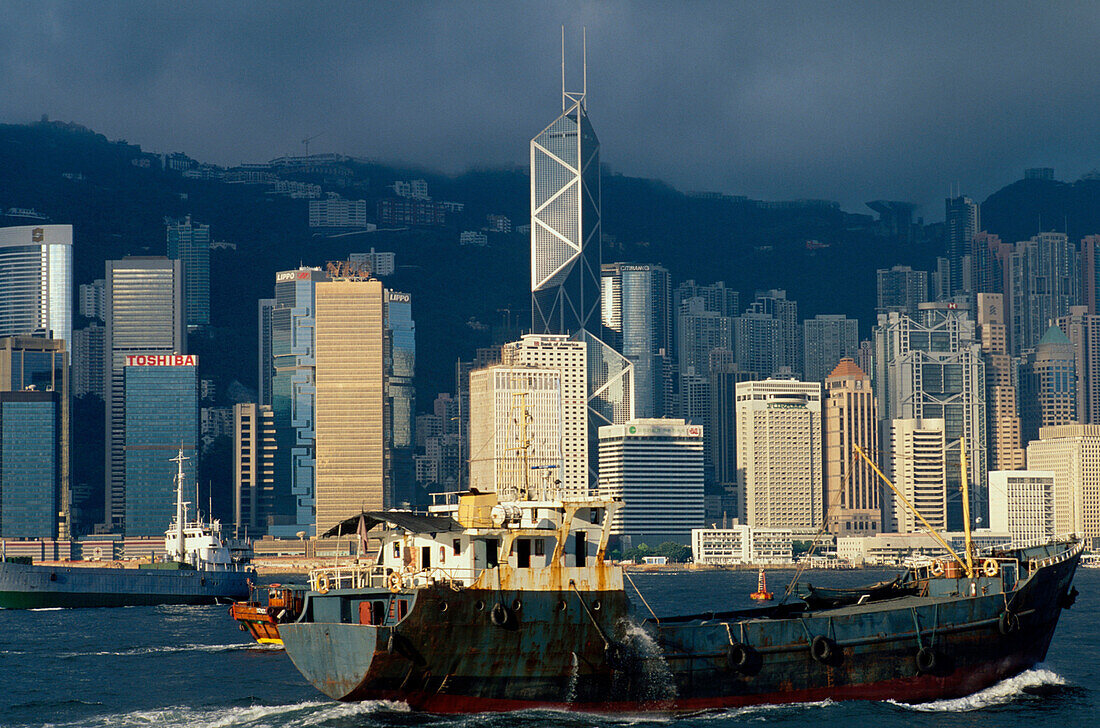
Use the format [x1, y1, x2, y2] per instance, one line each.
[5, 1, 1100, 215]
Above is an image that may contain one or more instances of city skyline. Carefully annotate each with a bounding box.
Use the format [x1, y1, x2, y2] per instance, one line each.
[6, 4, 1100, 214]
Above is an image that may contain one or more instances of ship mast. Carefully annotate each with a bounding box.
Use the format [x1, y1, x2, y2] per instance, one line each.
[171, 449, 189, 562]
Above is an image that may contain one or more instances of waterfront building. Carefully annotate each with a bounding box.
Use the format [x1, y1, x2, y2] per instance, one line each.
[500, 335, 588, 497]
[166, 215, 211, 327]
[976, 294, 1026, 471]
[1019, 325, 1077, 444]
[0, 224, 73, 353]
[598, 418, 705, 545]
[601, 262, 672, 418]
[873, 303, 986, 531]
[690, 525, 793, 565]
[803, 314, 859, 383]
[735, 378, 823, 531]
[987, 470, 1055, 543]
[1027, 425, 1100, 546]
[313, 276, 386, 536]
[1057, 306, 1100, 425]
[876, 266, 929, 318]
[889, 418, 947, 534]
[104, 257, 185, 533]
[824, 359, 880, 535]
[234, 403, 276, 535]
[469, 366, 563, 497]
[121, 354, 198, 537]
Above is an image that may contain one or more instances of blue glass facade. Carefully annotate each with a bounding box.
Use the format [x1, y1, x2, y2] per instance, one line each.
[0, 393, 59, 537]
[123, 365, 197, 536]
[386, 291, 416, 506]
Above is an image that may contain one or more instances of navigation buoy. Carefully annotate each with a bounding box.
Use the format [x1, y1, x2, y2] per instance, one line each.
[750, 569, 774, 601]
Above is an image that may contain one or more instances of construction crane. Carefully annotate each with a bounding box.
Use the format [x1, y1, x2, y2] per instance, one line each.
[301, 133, 322, 157]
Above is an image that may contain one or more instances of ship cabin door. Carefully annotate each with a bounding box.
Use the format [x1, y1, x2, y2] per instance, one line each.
[575, 532, 587, 567]
[421, 545, 431, 569]
[516, 538, 531, 568]
[486, 539, 499, 568]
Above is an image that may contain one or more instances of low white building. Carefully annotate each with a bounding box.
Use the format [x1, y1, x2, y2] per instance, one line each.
[691, 525, 793, 565]
[988, 470, 1055, 544]
[838, 530, 1013, 566]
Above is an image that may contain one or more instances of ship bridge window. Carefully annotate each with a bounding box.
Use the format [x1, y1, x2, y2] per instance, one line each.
[590, 508, 602, 524]
[534, 538, 546, 557]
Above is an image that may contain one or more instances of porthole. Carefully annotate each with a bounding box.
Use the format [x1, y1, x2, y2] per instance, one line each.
[440, 601, 449, 613]
[592, 599, 602, 611]
[512, 599, 523, 611]
[475, 599, 486, 611]
[557, 600, 567, 612]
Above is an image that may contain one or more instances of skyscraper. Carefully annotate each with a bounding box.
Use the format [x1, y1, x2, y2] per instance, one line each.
[234, 402, 276, 535]
[945, 195, 979, 295]
[1004, 232, 1079, 355]
[313, 276, 385, 536]
[976, 294, 1026, 470]
[104, 257, 185, 532]
[166, 215, 211, 328]
[1057, 305, 1100, 426]
[873, 303, 986, 530]
[0, 336, 69, 538]
[802, 315, 859, 383]
[890, 418, 947, 534]
[72, 323, 106, 399]
[736, 378, 823, 531]
[707, 351, 757, 497]
[823, 359, 880, 535]
[1027, 424, 1100, 544]
[385, 290, 417, 506]
[1019, 325, 1077, 444]
[876, 266, 929, 318]
[267, 267, 328, 535]
[0, 224, 73, 353]
[121, 354, 198, 537]
[601, 263, 672, 418]
[257, 298, 275, 407]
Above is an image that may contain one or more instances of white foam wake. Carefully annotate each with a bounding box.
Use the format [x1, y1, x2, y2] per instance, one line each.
[889, 668, 1066, 712]
[35, 699, 409, 728]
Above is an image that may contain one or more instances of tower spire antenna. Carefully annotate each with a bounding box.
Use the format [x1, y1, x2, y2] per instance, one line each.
[582, 26, 587, 107]
[561, 25, 566, 112]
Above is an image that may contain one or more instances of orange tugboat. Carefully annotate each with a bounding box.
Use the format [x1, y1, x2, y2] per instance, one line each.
[750, 568, 774, 601]
[229, 583, 305, 646]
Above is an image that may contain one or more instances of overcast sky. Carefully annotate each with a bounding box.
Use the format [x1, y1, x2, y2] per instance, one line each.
[4, 1, 1100, 216]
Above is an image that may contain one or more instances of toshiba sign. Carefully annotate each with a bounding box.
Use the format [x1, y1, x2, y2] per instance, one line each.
[125, 354, 198, 367]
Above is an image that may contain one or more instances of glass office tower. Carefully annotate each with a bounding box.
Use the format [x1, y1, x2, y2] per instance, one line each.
[0, 224, 73, 354]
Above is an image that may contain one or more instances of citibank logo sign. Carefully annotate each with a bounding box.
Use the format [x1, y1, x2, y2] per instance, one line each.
[125, 354, 197, 367]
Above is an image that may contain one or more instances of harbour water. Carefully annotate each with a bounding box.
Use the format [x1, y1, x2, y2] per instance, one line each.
[2, 568, 1094, 727]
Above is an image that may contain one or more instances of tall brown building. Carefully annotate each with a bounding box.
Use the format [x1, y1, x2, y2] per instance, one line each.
[313, 277, 385, 537]
[823, 359, 880, 535]
[976, 294, 1026, 469]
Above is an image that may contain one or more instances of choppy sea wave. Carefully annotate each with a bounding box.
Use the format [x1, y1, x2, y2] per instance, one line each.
[888, 668, 1067, 712]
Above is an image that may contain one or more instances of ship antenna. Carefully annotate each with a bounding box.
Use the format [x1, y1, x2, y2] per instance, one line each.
[171, 449, 189, 562]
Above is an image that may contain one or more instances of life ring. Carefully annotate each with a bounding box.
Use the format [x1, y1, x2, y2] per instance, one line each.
[317, 573, 330, 594]
[930, 560, 944, 577]
[727, 642, 754, 671]
[915, 646, 938, 673]
[982, 559, 1000, 578]
[91, 546, 103, 561]
[998, 610, 1020, 635]
[810, 635, 836, 664]
[490, 602, 512, 627]
[387, 571, 403, 593]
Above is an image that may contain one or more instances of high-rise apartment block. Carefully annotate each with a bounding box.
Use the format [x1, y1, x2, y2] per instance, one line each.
[72, 323, 106, 399]
[349, 248, 396, 277]
[987, 470, 1055, 543]
[0, 336, 69, 538]
[736, 378, 822, 531]
[976, 294, 1026, 470]
[500, 335, 588, 497]
[1027, 425, 1100, 546]
[309, 199, 368, 229]
[79, 278, 106, 321]
[313, 277, 386, 536]
[121, 354, 198, 537]
[166, 215, 211, 327]
[601, 263, 672, 418]
[1019, 326, 1077, 444]
[598, 418, 705, 544]
[234, 403, 276, 535]
[1057, 305, 1100, 426]
[738, 290, 800, 376]
[1001, 232, 1079, 355]
[945, 195, 979, 295]
[674, 280, 740, 318]
[104, 257, 185, 532]
[802, 315, 858, 382]
[890, 418, 946, 534]
[823, 359, 880, 535]
[469, 366, 563, 497]
[876, 266, 928, 317]
[0, 224, 73, 353]
[873, 304, 987, 530]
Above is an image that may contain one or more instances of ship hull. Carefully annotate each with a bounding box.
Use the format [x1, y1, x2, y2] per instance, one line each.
[280, 548, 1079, 712]
[0, 561, 251, 609]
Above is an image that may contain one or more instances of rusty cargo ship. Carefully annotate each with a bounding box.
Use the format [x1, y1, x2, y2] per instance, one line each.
[277, 487, 1083, 712]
